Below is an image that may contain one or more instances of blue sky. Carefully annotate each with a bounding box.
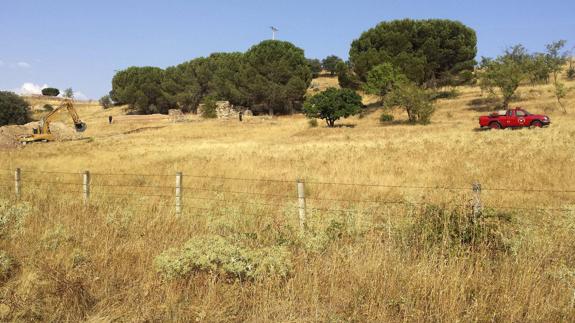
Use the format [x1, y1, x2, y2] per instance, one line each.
[1, 0, 574, 99]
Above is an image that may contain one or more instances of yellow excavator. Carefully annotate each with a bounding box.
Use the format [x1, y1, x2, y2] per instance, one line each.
[18, 99, 87, 144]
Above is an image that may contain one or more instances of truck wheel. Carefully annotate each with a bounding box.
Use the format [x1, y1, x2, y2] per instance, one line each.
[489, 122, 502, 130]
[531, 120, 543, 128]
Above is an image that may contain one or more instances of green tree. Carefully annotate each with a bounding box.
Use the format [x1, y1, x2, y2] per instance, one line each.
[363, 63, 408, 104]
[307, 59, 322, 77]
[478, 45, 531, 107]
[244, 40, 312, 115]
[349, 19, 477, 87]
[384, 81, 435, 124]
[99, 95, 113, 109]
[63, 88, 74, 98]
[111, 67, 171, 114]
[336, 61, 361, 90]
[322, 55, 344, 76]
[41, 87, 60, 97]
[303, 88, 363, 127]
[545, 40, 569, 112]
[0, 91, 31, 126]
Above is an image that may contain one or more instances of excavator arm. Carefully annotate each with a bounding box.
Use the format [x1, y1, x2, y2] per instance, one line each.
[19, 99, 87, 143]
[39, 99, 87, 134]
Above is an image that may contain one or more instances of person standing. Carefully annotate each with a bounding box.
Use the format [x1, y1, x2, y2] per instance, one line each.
[108, 115, 113, 124]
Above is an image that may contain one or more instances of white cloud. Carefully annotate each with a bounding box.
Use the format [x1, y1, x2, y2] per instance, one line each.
[16, 62, 31, 68]
[73, 91, 88, 100]
[16, 83, 48, 95]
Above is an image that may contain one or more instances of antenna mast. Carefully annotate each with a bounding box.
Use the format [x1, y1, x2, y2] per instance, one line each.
[270, 26, 278, 40]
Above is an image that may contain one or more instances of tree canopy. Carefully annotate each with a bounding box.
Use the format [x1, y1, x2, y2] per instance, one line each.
[303, 88, 363, 127]
[41, 88, 60, 97]
[349, 19, 477, 87]
[0, 91, 31, 126]
[111, 40, 311, 115]
[363, 63, 408, 103]
[322, 55, 344, 75]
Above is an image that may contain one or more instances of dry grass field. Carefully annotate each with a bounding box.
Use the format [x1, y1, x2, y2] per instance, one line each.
[0, 76, 574, 321]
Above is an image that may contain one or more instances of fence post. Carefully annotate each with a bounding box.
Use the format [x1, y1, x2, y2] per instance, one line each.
[14, 168, 21, 199]
[83, 171, 90, 206]
[472, 181, 482, 218]
[297, 179, 306, 229]
[176, 172, 183, 216]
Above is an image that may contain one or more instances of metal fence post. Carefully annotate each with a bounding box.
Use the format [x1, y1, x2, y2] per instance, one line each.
[297, 179, 306, 229]
[176, 172, 183, 216]
[83, 171, 91, 206]
[472, 181, 482, 218]
[14, 168, 21, 199]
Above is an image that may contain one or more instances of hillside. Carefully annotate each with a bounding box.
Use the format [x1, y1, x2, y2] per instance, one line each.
[0, 77, 574, 321]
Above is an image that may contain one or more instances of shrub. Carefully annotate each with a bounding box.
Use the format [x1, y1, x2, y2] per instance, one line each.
[201, 97, 218, 119]
[0, 251, 16, 281]
[63, 88, 74, 99]
[99, 95, 113, 109]
[405, 204, 516, 255]
[43, 104, 54, 112]
[41, 224, 71, 250]
[384, 82, 435, 124]
[567, 67, 575, 80]
[379, 113, 394, 123]
[303, 88, 363, 127]
[308, 118, 318, 128]
[0, 91, 31, 126]
[430, 89, 460, 101]
[155, 235, 292, 280]
[41, 87, 60, 97]
[0, 199, 31, 239]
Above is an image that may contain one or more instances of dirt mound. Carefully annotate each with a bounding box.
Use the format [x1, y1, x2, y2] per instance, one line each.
[0, 121, 82, 148]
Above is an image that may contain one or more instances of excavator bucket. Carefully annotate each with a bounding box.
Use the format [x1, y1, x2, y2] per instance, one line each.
[75, 122, 87, 132]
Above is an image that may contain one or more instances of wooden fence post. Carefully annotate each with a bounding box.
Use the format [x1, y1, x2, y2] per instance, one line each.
[297, 179, 306, 229]
[14, 168, 21, 199]
[176, 172, 183, 216]
[83, 171, 90, 206]
[472, 181, 482, 218]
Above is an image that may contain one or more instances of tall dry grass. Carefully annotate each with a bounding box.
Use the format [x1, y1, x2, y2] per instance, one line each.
[0, 79, 574, 321]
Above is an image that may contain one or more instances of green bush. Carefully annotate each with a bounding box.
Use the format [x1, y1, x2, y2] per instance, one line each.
[308, 118, 318, 128]
[155, 235, 292, 280]
[303, 88, 363, 127]
[0, 91, 31, 126]
[0, 199, 31, 239]
[99, 95, 113, 109]
[384, 82, 435, 124]
[567, 67, 575, 80]
[379, 113, 394, 123]
[201, 97, 218, 119]
[0, 251, 16, 281]
[43, 104, 54, 112]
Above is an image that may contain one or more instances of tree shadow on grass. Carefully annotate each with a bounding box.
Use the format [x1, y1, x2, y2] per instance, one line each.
[332, 124, 356, 128]
[467, 97, 501, 112]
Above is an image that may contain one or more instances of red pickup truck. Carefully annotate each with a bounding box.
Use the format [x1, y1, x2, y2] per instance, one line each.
[479, 108, 550, 129]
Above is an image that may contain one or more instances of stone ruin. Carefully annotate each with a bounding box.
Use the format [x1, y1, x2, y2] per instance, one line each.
[197, 101, 253, 119]
[168, 109, 186, 122]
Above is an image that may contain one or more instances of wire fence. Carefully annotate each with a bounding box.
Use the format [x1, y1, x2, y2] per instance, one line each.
[0, 168, 574, 223]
